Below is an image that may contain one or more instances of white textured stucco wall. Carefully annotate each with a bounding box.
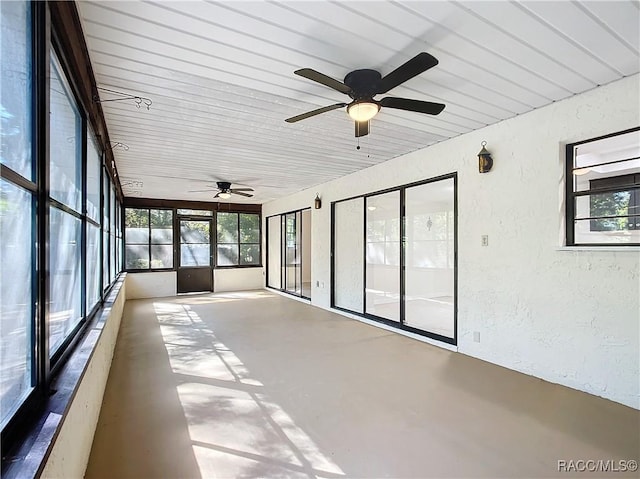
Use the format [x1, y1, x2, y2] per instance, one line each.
[127, 269, 264, 298]
[126, 271, 177, 299]
[214, 267, 263, 292]
[40, 280, 126, 479]
[262, 75, 640, 409]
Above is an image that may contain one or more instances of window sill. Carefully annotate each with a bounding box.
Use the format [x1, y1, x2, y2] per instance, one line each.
[2, 274, 126, 479]
[124, 268, 174, 273]
[557, 246, 640, 252]
[215, 265, 263, 269]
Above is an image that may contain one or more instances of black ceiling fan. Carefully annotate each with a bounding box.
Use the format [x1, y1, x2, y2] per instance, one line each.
[285, 52, 445, 137]
[189, 181, 254, 199]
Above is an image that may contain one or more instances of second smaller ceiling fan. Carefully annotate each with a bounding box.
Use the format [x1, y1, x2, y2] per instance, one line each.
[190, 181, 254, 199]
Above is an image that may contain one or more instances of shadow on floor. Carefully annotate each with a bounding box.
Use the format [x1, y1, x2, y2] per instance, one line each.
[86, 291, 639, 479]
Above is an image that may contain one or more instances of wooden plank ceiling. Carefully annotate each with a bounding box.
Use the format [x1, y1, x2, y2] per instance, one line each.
[76, 0, 640, 203]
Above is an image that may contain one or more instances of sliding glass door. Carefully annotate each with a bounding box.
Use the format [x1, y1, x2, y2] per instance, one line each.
[267, 208, 311, 299]
[331, 174, 457, 344]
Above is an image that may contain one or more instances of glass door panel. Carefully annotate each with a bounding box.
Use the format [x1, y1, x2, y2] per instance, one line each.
[267, 215, 281, 289]
[365, 191, 400, 322]
[177, 219, 213, 293]
[295, 210, 302, 295]
[301, 209, 311, 298]
[180, 220, 211, 266]
[284, 212, 299, 294]
[405, 178, 455, 339]
[334, 198, 364, 313]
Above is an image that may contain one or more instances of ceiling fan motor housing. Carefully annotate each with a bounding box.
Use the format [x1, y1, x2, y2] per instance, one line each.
[217, 181, 232, 191]
[344, 69, 382, 100]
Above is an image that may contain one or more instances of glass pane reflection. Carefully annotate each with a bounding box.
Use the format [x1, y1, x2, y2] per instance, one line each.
[0, 179, 33, 427]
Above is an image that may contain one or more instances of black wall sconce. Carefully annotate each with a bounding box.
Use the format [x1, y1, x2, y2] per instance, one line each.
[314, 193, 322, 209]
[478, 140, 493, 173]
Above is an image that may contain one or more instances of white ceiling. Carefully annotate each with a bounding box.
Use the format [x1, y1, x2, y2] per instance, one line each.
[76, 0, 640, 204]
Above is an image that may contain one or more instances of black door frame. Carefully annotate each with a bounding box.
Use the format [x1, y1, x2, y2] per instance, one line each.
[176, 215, 214, 294]
[331, 173, 458, 346]
[265, 207, 311, 300]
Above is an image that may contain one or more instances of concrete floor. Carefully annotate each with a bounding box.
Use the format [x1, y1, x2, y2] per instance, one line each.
[86, 291, 639, 479]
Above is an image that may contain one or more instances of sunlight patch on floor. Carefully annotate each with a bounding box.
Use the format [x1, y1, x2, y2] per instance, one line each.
[169, 291, 275, 306]
[153, 299, 345, 479]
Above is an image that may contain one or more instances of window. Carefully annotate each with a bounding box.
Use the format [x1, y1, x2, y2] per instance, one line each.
[49, 208, 82, 355]
[115, 201, 122, 272]
[0, 180, 34, 429]
[566, 128, 640, 245]
[86, 131, 101, 311]
[177, 208, 212, 216]
[1, 0, 123, 449]
[49, 48, 83, 358]
[216, 212, 260, 266]
[589, 175, 639, 231]
[50, 51, 81, 212]
[86, 132, 101, 222]
[103, 171, 110, 288]
[0, 2, 32, 179]
[0, 0, 34, 430]
[125, 208, 174, 269]
[109, 184, 116, 281]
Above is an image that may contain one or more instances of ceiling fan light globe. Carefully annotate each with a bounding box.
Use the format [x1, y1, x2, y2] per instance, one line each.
[347, 101, 379, 122]
[218, 192, 232, 199]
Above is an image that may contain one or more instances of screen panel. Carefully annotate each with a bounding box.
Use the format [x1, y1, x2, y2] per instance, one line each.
[334, 197, 364, 313]
[267, 215, 281, 289]
[365, 191, 400, 322]
[405, 178, 455, 338]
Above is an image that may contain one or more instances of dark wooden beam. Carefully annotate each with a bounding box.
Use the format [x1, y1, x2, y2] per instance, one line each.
[48, 1, 123, 201]
[123, 196, 262, 213]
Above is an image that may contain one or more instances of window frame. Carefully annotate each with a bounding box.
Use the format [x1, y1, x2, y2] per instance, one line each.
[121, 203, 263, 273]
[215, 211, 262, 268]
[47, 41, 87, 365]
[124, 207, 175, 271]
[0, 1, 124, 452]
[565, 127, 640, 247]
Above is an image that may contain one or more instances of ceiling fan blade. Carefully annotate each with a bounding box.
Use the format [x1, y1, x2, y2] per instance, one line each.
[213, 192, 221, 198]
[229, 188, 254, 192]
[355, 120, 369, 138]
[232, 191, 253, 197]
[188, 188, 216, 193]
[379, 97, 445, 115]
[295, 68, 352, 94]
[377, 52, 438, 94]
[285, 103, 347, 123]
